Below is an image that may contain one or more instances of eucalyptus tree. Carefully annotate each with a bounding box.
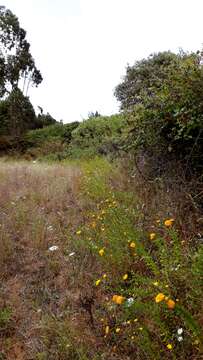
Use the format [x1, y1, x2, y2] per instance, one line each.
[0, 6, 42, 96]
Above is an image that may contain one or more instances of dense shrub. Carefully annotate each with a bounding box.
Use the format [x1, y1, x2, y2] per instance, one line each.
[115, 51, 203, 173]
[68, 114, 126, 158]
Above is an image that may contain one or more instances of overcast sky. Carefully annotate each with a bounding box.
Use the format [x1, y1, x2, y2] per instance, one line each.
[2, 0, 203, 122]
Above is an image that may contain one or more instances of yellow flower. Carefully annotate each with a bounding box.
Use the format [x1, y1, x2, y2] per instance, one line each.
[91, 221, 96, 228]
[129, 242, 136, 248]
[139, 327, 143, 331]
[149, 233, 156, 240]
[153, 281, 159, 286]
[115, 327, 121, 333]
[112, 295, 125, 305]
[99, 248, 105, 256]
[95, 279, 101, 286]
[123, 274, 128, 280]
[127, 320, 131, 324]
[167, 299, 175, 309]
[167, 343, 172, 350]
[105, 325, 110, 335]
[155, 293, 165, 303]
[76, 230, 81, 235]
[103, 274, 107, 279]
[164, 218, 174, 227]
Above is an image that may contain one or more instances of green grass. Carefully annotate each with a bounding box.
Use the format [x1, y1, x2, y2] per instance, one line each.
[73, 157, 203, 359]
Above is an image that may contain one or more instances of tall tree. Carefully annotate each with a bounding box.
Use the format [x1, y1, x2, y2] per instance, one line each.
[0, 6, 42, 96]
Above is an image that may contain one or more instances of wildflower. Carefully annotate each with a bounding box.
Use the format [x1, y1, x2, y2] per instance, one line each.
[156, 219, 161, 224]
[76, 230, 81, 235]
[112, 295, 125, 305]
[103, 274, 107, 279]
[167, 344, 173, 350]
[149, 233, 156, 240]
[105, 325, 110, 335]
[95, 279, 101, 286]
[153, 281, 159, 286]
[134, 318, 138, 322]
[123, 274, 128, 280]
[164, 218, 174, 227]
[101, 227, 105, 232]
[167, 299, 175, 309]
[129, 242, 136, 248]
[115, 327, 121, 333]
[69, 252, 75, 257]
[48, 245, 59, 251]
[177, 328, 183, 335]
[126, 297, 134, 306]
[47, 225, 53, 231]
[127, 320, 131, 324]
[178, 336, 183, 342]
[99, 248, 105, 256]
[131, 336, 135, 340]
[91, 221, 96, 228]
[155, 293, 165, 303]
[139, 327, 143, 331]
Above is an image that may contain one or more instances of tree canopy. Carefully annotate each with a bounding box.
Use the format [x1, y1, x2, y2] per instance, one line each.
[0, 6, 42, 97]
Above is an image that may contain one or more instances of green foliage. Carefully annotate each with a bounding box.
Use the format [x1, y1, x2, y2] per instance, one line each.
[68, 114, 125, 158]
[0, 6, 42, 96]
[0, 307, 12, 330]
[0, 88, 36, 136]
[22, 122, 79, 159]
[39, 316, 91, 360]
[115, 50, 203, 170]
[74, 159, 203, 359]
[25, 122, 79, 146]
[35, 112, 58, 129]
[115, 51, 178, 110]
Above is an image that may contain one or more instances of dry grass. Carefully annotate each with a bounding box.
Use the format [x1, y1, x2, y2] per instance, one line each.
[0, 160, 92, 359]
[0, 159, 202, 360]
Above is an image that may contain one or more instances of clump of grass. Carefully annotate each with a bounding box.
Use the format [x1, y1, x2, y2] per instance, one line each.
[0, 307, 12, 331]
[38, 315, 93, 360]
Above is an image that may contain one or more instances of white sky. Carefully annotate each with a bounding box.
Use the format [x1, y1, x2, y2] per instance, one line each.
[2, 0, 203, 122]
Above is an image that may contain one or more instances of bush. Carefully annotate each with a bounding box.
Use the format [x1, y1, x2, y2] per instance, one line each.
[68, 114, 126, 158]
[115, 50, 203, 172]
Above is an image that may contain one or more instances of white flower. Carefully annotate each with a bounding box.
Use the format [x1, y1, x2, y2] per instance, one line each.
[126, 297, 134, 306]
[49, 245, 59, 251]
[33, 160, 37, 164]
[69, 252, 75, 257]
[177, 328, 183, 335]
[47, 225, 53, 231]
[177, 336, 183, 342]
